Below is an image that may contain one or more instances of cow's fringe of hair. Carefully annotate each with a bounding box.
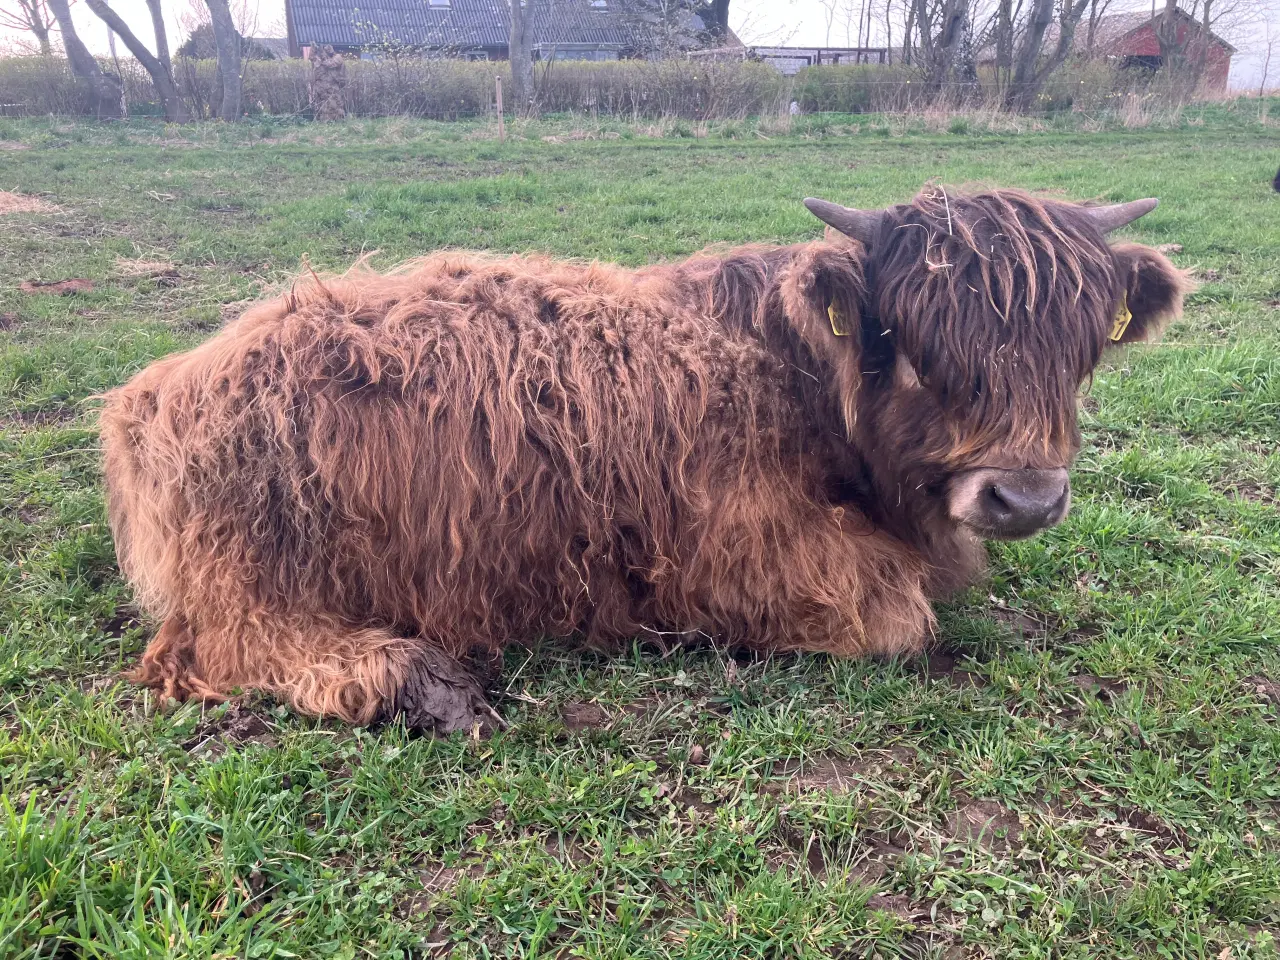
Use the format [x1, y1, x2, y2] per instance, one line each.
[876, 187, 1180, 465]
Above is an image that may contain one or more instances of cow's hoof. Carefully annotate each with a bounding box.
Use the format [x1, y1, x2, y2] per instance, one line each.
[390, 646, 504, 737]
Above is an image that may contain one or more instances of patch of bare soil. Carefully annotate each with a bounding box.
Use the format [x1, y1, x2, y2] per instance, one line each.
[19, 278, 94, 295]
[865, 893, 920, 921]
[988, 604, 1047, 638]
[944, 799, 1023, 852]
[771, 749, 914, 794]
[561, 700, 613, 731]
[0, 405, 80, 429]
[0, 313, 17, 331]
[0, 142, 30, 151]
[101, 604, 143, 639]
[1226, 483, 1277, 506]
[397, 859, 486, 921]
[1072, 673, 1128, 704]
[114, 256, 181, 286]
[0, 190, 57, 214]
[919, 649, 988, 688]
[1246, 677, 1280, 704]
[184, 701, 278, 758]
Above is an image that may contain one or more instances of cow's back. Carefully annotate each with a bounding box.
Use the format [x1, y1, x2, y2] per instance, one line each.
[101, 251, 800, 655]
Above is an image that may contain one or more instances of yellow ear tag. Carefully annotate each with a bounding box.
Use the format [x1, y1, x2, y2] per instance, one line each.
[828, 299, 850, 337]
[1109, 292, 1133, 342]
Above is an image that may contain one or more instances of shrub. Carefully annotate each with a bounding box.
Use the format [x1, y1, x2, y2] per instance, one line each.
[0, 55, 787, 121]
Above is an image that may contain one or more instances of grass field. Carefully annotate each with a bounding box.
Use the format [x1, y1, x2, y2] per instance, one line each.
[1, 105, 1279, 959]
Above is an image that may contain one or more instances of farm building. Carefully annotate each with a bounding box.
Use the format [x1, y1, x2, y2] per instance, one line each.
[744, 46, 890, 76]
[982, 8, 1235, 93]
[284, 0, 714, 61]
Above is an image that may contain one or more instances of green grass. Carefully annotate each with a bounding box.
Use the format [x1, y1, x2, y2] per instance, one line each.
[1, 106, 1279, 958]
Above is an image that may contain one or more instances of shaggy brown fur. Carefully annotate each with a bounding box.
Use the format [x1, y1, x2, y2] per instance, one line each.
[100, 186, 1190, 732]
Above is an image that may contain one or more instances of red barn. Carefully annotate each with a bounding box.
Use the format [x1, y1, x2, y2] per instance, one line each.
[984, 9, 1236, 95]
[1077, 9, 1235, 93]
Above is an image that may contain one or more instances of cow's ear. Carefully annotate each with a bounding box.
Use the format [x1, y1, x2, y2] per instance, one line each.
[779, 241, 871, 435]
[1108, 243, 1195, 345]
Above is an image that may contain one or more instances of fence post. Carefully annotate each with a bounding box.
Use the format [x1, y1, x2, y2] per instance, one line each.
[495, 75, 505, 141]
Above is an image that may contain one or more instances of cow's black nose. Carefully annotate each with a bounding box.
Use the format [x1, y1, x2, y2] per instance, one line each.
[949, 467, 1071, 539]
[978, 469, 1070, 536]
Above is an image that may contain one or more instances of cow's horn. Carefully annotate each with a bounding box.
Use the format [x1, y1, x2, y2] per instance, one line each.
[1085, 197, 1159, 233]
[804, 198, 884, 245]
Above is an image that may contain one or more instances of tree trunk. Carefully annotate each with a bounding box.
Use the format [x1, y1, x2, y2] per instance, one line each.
[901, 0, 916, 64]
[701, 0, 730, 39]
[927, 0, 969, 94]
[996, 0, 1013, 77]
[1009, 0, 1053, 94]
[1006, 0, 1090, 110]
[46, 0, 122, 117]
[508, 0, 536, 117]
[25, 0, 55, 55]
[204, 0, 243, 121]
[84, 0, 190, 122]
[1192, 0, 1214, 90]
[884, 0, 893, 64]
[145, 0, 172, 76]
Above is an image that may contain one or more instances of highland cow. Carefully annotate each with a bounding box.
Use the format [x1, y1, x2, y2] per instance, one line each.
[100, 186, 1190, 734]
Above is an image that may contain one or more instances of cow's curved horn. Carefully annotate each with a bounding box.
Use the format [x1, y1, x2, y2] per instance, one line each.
[1084, 198, 1159, 233]
[804, 197, 884, 245]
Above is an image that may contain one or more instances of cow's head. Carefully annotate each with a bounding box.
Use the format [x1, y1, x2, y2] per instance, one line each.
[795, 187, 1190, 542]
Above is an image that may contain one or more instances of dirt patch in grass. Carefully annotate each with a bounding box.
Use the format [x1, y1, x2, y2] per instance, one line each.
[19, 278, 94, 295]
[1225, 482, 1277, 506]
[0, 190, 58, 214]
[561, 700, 613, 731]
[945, 799, 1023, 852]
[988, 604, 1047, 637]
[101, 604, 143, 639]
[0, 405, 81, 429]
[771, 749, 914, 794]
[1072, 673, 1129, 704]
[1246, 677, 1280, 704]
[919, 649, 988, 688]
[398, 858, 486, 922]
[0, 313, 18, 331]
[184, 701, 279, 757]
[115, 256, 182, 286]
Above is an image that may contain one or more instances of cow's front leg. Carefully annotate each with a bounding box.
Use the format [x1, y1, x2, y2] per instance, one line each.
[132, 612, 503, 736]
[683, 496, 935, 657]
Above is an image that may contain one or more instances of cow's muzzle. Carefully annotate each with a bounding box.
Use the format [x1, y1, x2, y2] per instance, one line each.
[947, 467, 1071, 540]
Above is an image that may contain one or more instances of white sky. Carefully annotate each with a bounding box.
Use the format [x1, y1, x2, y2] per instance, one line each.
[4, 0, 1276, 90]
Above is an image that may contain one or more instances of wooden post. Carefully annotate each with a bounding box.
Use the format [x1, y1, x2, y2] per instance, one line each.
[495, 75, 506, 142]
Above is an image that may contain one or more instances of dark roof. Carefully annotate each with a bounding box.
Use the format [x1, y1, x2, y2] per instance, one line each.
[287, 0, 641, 50]
[1044, 8, 1237, 56]
[250, 37, 292, 59]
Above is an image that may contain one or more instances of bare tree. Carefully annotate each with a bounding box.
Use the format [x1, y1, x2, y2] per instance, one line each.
[0, 0, 55, 55]
[145, 0, 172, 74]
[507, 0, 536, 116]
[1259, 23, 1276, 96]
[1006, 0, 1091, 109]
[84, 0, 190, 121]
[47, 0, 123, 116]
[817, 0, 839, 45]
[1083, 0, 1114, 55]
[205, 0, 243, 120]
[694, 0, 730, 39]
[913, 0, 973, 92]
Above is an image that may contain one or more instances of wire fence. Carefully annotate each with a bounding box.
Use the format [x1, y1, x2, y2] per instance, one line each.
[0, 54, 1224, 121]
